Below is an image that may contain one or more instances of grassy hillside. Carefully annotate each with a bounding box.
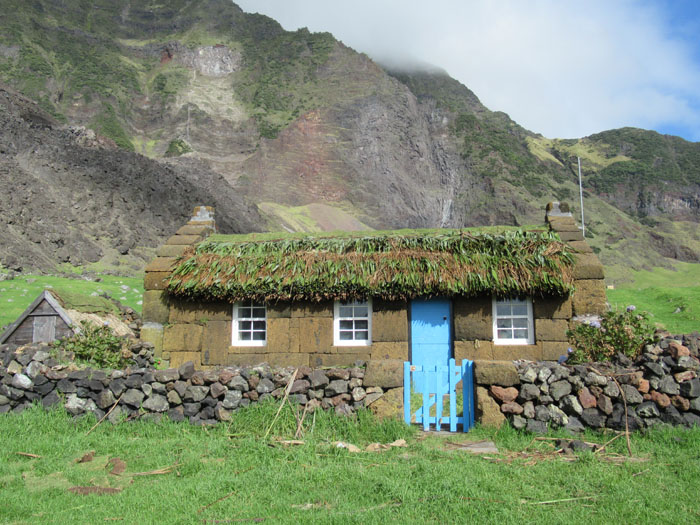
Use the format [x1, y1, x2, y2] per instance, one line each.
[0, 274, 143, 331]
[607, 262, 700, 334]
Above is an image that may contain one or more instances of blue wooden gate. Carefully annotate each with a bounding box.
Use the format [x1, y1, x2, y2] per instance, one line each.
[403, 358, 475, 432]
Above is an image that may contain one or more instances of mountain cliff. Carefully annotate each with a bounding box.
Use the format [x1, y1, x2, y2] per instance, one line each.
[0, 0, 698, 280]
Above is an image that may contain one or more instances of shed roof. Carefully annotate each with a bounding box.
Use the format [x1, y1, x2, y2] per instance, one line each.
[0, 290, 75, 344]
[167, 228, 575, 302]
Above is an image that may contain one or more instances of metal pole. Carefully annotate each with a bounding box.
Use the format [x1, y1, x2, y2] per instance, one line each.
[577, 156, 585, 237]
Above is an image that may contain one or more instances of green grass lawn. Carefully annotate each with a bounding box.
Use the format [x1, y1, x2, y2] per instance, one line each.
[607, 262, 700, 333]
[1, 404, 698, 524]
[0, 274, 144, 331]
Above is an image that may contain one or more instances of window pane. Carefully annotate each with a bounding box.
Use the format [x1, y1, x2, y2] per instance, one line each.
[253, 321, 266, 330]
[339, 320, 354, 330]
[513, 318, 528, 328]
[253, 308, 266, 318]
[339, 306, 354, 317]
[239, 331, 251, 341]
[252, 331, 266, 341]
[355, 330, 369, 340]
[252, 301, 265, 308]
[355, 320, 368, 330]
[512, 304, 528, 316]
[354, 307, 368, 318]
[238, 307, 251, 318]
[496, 318, 512, 329]
[239, 321, 252, 330]
[497, 329, 512, 339]
[339, 331, 353, 340]
[514, 329, 528, 339]
[496, 304, 510, 316]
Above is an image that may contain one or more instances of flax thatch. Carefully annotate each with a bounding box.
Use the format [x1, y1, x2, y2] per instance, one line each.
[167, 230, 575, 302]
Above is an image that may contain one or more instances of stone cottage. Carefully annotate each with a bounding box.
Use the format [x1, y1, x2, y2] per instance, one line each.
[141, 203, 606, 376]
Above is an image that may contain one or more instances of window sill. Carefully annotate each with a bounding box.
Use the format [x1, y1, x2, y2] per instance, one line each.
[493, 339, 534, 346]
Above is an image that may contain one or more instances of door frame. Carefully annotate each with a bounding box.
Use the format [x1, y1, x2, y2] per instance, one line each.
[408, 297, 453, 363]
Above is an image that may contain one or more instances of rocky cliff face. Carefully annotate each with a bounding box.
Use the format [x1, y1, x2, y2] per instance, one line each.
[0, 0, 698, 276]
[0, 85, 262, 272]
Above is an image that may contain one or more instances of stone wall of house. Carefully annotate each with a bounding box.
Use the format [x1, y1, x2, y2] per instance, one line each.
[0, 342, 398, 424]
[161, 299, 409, 370]
[545, 201, 607, 318]
[140, 206, 216, 364]
[472, 333, 700, 432]
[453, 295, 572, 362]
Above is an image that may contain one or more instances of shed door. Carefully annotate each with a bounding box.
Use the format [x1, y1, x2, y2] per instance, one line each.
[410, 299, 452, 369]
[33, 316, 56, 343]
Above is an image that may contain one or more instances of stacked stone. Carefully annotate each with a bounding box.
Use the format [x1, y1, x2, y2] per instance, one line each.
[477, 333, 700, 433]
[0, 343, 381, 425]
[141, 206, 217, 365]
[116, 304, 143, 338]
[545, 201, 607, 318]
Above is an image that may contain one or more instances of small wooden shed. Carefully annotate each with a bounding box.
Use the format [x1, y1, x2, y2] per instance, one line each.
[0, 290, 75, 345]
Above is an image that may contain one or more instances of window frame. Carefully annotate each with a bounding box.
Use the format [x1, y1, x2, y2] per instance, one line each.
[492, 297, 534, 345]
[231, 300, 267, 347]
[333, 299, 372, 347]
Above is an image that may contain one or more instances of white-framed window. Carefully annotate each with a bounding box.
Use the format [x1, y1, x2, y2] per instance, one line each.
[232, 300, 267, 346]
[492, 297, 534, 345]
[334, 299, 372, 346]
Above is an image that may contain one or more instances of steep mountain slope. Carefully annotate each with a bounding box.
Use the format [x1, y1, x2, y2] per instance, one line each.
[0, 84, 262, 272]
[0, 0, 698, 280]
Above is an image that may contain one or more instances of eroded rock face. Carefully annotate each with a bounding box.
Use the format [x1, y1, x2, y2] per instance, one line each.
[0, 86, 262, 273]
[171, 44, 242, 77]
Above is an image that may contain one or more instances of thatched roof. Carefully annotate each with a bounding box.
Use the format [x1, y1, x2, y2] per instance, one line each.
[166, 229, 575, 302]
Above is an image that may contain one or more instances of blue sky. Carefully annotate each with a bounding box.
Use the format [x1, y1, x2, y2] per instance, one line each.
[235, 0, 700, 142]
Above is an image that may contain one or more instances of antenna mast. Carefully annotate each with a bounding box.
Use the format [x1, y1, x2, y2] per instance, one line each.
[577, 156, 585, 237]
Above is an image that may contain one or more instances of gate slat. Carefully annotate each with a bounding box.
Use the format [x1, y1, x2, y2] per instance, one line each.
[449, 358, 457, 432]
[421, 367, 431, 431]
[435, 364, 443, 429]
[403, 362, 411, 425]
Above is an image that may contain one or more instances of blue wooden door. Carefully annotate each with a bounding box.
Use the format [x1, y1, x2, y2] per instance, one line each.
[411, 299, 452, 380]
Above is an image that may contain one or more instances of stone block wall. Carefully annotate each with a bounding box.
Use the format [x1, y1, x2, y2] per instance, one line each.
[141, 206, 217, 366]
[162, 299, 410, 371]
[453, 295, 572, 362]
[545, 201, 607, 318]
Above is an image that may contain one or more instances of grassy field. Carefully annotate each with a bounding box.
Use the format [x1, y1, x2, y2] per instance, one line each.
[0, 404, 698, 524]
[607, 262, 700, 334]
[0, 274, 143, 331]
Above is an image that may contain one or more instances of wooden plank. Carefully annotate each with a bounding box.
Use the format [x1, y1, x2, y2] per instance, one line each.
[449, 358, 457, 432]
[435, 365, 443, 430]
[403, 362, 411, 425]
[8, 320, 34, 345]
[32, 299, 55, 315]
[55, 317, 74, 339]
[462, 360, 475, 432]
[33, 316, 56, 343]
[422, 370, 430, 431]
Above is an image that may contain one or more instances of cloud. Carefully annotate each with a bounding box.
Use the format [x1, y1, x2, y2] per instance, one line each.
[234, 0, 700, 141]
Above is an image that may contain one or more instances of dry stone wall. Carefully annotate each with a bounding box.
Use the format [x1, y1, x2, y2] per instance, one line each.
[474, 333, 700, 432]
[0, 342, 390, 425]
